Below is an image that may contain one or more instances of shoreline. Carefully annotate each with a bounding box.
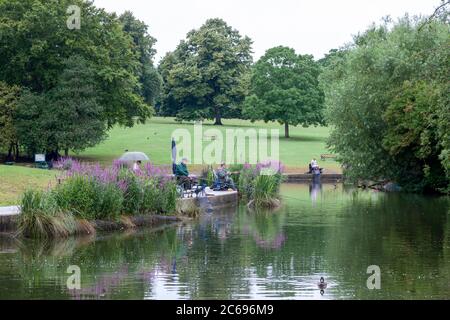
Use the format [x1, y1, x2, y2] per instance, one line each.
[0, 188, 239, 234]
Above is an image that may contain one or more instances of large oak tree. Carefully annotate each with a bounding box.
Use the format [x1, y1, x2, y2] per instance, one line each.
[159, 18, 253, 125]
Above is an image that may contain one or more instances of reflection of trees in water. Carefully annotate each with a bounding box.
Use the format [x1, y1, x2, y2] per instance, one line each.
[0, 191, 448, 299]
[0, 227, 187, 299]
[324, 194, 450, 299]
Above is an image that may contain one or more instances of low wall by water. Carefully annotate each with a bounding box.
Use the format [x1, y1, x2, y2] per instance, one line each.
[0, 189, 240, 233]
[284, 173, 343, 183]
[0, 215, 17, 232]
[177, 190, 238, 215]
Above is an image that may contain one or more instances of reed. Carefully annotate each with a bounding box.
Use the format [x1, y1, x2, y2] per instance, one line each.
[17, 190, 76, 238]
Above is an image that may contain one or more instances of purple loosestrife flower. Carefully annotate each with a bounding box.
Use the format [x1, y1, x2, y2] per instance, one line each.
[117, 179, 128, 192]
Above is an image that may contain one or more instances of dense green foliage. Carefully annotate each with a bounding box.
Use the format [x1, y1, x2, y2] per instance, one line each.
[158, 18, 253, 124]
[119, 11, 162, 106]
[237, 163, 285, 208]
[17, 161, 178, 238]
[0, 0, 158, 157]
[0, 82, 21, 160]
[322, 17, 449, 193]
[243, 46, 324, 138]
[15, 55, 107, 156]
[53, 175, 123, 220]
[18, 189, 76, 239]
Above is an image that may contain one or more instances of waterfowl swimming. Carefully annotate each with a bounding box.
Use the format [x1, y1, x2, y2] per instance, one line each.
[318, 277, 327, 290]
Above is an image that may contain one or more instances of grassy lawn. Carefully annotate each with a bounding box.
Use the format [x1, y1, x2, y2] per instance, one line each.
[78, 117, 339, 172]
[0, 117, 339, 206]
[0, 165, 56, 206]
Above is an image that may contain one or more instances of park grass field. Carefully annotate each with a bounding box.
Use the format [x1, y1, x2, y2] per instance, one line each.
[78, 117, 339, 172]
[0, 165, 56, 206]
[0, 117, 339, 205]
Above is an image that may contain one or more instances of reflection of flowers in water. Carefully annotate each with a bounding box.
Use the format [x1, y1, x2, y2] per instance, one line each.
[253, 232, 286, 249]
[239, 208, 287, 250]
[69, 265, 129, 300]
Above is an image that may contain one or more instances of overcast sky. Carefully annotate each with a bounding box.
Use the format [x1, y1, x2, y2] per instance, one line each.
[93, 0, 440, 62]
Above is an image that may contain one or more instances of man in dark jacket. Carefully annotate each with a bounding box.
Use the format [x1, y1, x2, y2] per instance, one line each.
[175, 158, 195, 189]
[175, 158, 190, 176]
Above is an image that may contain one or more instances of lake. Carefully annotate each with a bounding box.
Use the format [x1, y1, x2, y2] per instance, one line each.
[0, 183, 448, 299]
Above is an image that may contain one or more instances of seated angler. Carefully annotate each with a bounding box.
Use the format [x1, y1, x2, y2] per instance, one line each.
[216, 162, 237, 191]
[175, 157, 196, 189]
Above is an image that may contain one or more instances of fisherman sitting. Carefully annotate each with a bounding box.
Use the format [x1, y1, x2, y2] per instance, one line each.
[175, 158, 197, 190]
[308, 158, 323, 175]
[214, 162, 236, 191]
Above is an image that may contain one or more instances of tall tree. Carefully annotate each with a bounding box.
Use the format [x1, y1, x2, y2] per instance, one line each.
[119, 11, 162, 106]
[159, 18, 253, 125]
[243, 46, 324, 138]
[322, 17, 449, 193]
[0, 82, 21, 161]
[15, 56, 107, 158]
[0, 0, 151, 127]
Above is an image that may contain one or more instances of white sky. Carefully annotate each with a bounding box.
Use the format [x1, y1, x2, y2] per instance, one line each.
[93, 0, 440, 62]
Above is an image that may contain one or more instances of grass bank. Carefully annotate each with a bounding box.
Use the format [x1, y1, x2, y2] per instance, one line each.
[1, 118, 338, 205]
[78, 117, 339, 172]
[0, 165, 55, 206]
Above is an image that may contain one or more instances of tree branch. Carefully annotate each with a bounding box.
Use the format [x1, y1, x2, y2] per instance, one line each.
[419, 0, 450, 31]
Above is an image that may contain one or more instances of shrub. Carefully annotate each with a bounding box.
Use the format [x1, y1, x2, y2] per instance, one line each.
[161, 180, 177, 214]
[238, 165, 257, 201]
[18, 190, 76, 238]
[141, 179, 160, 214]
[53, 175, 100, 220]
[252, 174, 283, 208]
[119, 169, 144, 215]
[96, 183, 124, 220]
[141, 178, 177, 215]
[238, 162, 284, 208]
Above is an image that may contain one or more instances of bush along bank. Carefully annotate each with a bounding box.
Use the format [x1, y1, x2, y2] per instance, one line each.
[17, 159, 179, 239]
[237, 161, 285, 209]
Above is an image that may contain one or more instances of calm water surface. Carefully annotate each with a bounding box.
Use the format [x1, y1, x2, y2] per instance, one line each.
[0, 183, 449, 299]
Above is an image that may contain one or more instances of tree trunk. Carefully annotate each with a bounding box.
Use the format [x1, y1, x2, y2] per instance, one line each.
[14, 142, 19, 161]
[64, 148, 69, 157]
[284, 122, 290, 138]
[7, 143, 13, 162]
[214, 107, 223, 125]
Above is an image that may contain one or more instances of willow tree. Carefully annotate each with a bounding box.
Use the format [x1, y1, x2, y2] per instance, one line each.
[321, 16, 449, 193]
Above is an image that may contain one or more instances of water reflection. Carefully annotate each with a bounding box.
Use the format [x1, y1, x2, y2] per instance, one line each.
[309, 180, 322, 206]
[0, 184, 448, 300]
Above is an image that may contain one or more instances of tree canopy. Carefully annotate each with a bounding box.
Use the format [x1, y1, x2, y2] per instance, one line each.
[158, 18, 253, 124]
[119, 11, 162, 107]
[0, 0, 154, 127]
[0, 82, 21, 160]
[321, 16, 449, 193]
[243, 46, 324, 138]
[15, 56, 107, 158]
